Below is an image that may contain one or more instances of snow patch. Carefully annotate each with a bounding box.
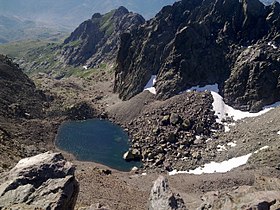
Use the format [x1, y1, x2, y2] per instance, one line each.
[83, 65, 88, 70]
[195, 135, 202, 140]
[186, 84, 280, 124]
[224, 125, 230, 132]
[169, 146, 269, 175]
[178, 26, 188, 33]
[143, 75, 157, 94]
[217, 145, 227, 152]
[169, 153, 252, 175]
[227, 141, 237, 147]
[268, 41, 277, 49]
[277, 131, 280, 135]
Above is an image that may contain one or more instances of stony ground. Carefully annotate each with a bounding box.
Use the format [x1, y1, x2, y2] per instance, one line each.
[44, 69, 280, 209]
[1, 65, 280, 209]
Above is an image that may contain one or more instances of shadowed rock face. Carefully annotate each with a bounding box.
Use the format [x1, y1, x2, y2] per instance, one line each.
[59, 6, 145, 67]
[0, 152, 79, 210]
[0, 54, 45, 118]
[114, 0, 280, 111]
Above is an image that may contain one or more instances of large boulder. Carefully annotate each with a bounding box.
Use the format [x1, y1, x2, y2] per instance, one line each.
[148, 176, 187, 210]
[0, 152, 79, 210]
[123, 149, 142, 161]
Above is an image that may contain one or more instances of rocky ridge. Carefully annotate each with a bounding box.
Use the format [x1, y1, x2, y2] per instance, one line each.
[114, 0, 280, 112]
[59, 6, 145, 68]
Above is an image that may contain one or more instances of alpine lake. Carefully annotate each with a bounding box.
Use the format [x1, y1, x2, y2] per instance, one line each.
[55, 119, 140, 171]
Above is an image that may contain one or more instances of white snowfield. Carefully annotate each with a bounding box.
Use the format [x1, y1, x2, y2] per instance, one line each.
[187, 84, 280, 123]
[169, 146, 270, 175]
[83, 65, 88, 70]
[143, 75, 157, 94]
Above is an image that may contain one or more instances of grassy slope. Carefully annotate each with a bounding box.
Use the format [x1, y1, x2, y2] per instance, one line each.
[0, 38, 113, 79]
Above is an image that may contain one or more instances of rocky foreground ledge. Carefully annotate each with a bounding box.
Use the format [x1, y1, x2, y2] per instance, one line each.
[1, 152, 280, 210]
[0, 152, 79, 210]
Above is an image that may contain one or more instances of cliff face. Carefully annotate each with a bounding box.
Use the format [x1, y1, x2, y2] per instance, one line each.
[114, 0, 280, 111]
[59, 6, 145, 67]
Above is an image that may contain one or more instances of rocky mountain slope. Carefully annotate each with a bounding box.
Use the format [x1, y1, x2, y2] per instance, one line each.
[0, 55, 49, 171]
[114, 0, 280, 112]
[59, 6, 145, 67]
[0, 54, 45, 118]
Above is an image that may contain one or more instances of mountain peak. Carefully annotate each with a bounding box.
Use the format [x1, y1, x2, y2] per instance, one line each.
[116, 6, 129, 15]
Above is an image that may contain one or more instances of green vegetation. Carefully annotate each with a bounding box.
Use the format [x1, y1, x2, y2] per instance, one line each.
[64, 39, 82, 48]
[0, 32, 67, 58]
[100, 10, 116, 36]
[0, 40, 53, 58]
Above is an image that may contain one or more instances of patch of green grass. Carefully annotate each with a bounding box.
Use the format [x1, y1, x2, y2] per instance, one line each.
[100, 10, 116, 36]
[0, 33, 67, 58]
[64, 39, 82, 48]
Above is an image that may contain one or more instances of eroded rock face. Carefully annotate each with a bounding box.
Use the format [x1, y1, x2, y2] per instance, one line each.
[114, 0, 280, 111]
[148, 176, 187, 210]
[0, 152, 79, 210]
[0, 54, 46, 118]
[59, 6, 145, 67]
[224, 43, 280, 112]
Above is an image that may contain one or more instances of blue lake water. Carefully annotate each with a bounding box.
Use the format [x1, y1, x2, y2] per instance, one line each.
[55, 119, 140, 171]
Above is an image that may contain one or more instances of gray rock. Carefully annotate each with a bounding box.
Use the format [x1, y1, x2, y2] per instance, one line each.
[148, 176, 187, 210]
[170, 113, 181, 125]
[123, 149, 141, 161]
[198, 186, 280, 210]
[161, 115, 170, 126]
[0, 151, 79, 210]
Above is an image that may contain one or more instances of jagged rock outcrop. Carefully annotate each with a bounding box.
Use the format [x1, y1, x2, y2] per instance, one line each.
[59, 6, 145, 67]
[0, 54, 45, 118]
[148, 176, 187, 210]
[0, 152, 79, 210]
[224, 42, 280, 111]
[114, 0, 280, 111]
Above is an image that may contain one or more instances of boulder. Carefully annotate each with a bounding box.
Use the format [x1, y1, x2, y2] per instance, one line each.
[161, 115, 170, 126]
[0, 152, 79, 210]
[123, 149, 141, 161]
[170, 113, 181, 125]
[148, 176, 187, 210]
